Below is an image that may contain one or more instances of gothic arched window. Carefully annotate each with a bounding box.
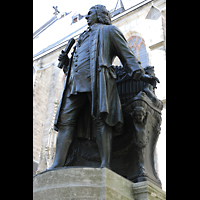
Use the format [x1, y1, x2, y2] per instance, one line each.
[127, 36, 148, 68]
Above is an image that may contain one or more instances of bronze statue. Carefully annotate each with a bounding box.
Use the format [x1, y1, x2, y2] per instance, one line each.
[48, 4, 160, 171]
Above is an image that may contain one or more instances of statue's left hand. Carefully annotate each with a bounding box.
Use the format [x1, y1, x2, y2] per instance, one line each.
[140, 74, 160, 88]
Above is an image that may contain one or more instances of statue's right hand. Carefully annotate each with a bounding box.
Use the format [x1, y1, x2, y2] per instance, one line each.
[58, 50, 69, 62]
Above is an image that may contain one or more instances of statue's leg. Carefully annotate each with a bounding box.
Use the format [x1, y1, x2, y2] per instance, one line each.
[48, 125, 75, 169]
[95, 117, 113, 169]
[49, 93, 88, 170]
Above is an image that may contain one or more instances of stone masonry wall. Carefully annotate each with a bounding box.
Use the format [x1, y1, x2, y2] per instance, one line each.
[33, 66, 53, 162]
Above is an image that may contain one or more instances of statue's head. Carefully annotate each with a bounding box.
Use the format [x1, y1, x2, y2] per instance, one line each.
[85, 4, 111, 26]
[132, 107, 146, 123]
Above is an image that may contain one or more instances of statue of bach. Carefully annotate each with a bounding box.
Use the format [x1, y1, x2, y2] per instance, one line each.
[48, 4, 159, 170]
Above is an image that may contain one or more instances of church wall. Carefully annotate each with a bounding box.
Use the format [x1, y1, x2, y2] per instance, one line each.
[33, 65, 53, 162]
[33, 47, 66, 171]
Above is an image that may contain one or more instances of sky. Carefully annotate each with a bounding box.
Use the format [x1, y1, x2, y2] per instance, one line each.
[33, 0, 137, 32]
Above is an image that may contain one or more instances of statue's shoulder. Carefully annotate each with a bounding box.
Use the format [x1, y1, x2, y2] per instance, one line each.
[102, 24, 123, 36]
[103, 24, 119, 31]
[101, 24, 121, 37]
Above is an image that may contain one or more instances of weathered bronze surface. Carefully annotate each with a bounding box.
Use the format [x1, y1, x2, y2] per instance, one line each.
[47, 4, 162, 188]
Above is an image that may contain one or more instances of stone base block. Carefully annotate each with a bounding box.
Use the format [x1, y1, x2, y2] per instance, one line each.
[33, 167, 135, 200]
[33, 168, 166, 200]
[132, 181, 166, 200]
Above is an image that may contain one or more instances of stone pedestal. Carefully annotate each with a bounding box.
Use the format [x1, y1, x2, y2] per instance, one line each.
[33, 168, 166, 200]
[33, 168, 135, 200]
[133, 181, 166, 200]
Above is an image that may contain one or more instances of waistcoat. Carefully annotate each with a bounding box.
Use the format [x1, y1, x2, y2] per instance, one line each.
[66, 29, 91, 97]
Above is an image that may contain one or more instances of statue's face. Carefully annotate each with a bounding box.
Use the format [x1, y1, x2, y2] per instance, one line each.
[135, 112, 145, 123]
[85, 7, 98, 26]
